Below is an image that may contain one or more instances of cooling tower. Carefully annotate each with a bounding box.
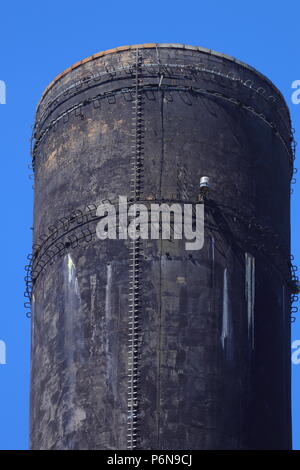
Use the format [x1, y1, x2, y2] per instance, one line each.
[28, 44, 294, 450]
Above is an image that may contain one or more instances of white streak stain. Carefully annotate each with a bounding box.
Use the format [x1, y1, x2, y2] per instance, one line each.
[90, 275, 97, 349]
[67, 253, 80, 295]
[105, 264, 113, 387]
[221, 268, 229, 350]
[245, 253, 255, 350]
[105, 264, 112, 329]
[90, 274, 97, 313]
[64, 254, 82, 432]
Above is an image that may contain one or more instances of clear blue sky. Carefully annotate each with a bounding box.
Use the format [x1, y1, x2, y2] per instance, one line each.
[0, 0, 299, 450]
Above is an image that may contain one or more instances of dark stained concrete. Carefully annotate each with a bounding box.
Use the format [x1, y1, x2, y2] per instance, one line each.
[30, 44, 292, 450]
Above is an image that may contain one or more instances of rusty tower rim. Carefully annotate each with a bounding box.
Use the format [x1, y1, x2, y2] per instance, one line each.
[36, 43, 291, 118]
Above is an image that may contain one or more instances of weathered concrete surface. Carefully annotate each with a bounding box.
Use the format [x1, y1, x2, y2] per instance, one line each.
[30, 44, 292, 450]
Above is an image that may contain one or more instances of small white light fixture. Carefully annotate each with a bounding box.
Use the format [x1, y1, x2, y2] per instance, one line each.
[199, 176, 210, 200]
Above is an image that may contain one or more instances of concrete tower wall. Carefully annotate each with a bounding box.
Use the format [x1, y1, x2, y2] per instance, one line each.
[29, 44, 293, 449]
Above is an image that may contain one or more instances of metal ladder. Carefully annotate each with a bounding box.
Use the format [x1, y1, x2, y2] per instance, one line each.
[127, 48, 144, 450]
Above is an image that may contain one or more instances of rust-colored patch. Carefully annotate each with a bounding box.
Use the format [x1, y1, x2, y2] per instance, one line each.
[113, 119, 123, 130]
[44, 149, 58, 172]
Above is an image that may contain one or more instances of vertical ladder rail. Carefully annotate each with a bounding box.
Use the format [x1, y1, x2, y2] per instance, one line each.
[127, 48, 144, 450]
